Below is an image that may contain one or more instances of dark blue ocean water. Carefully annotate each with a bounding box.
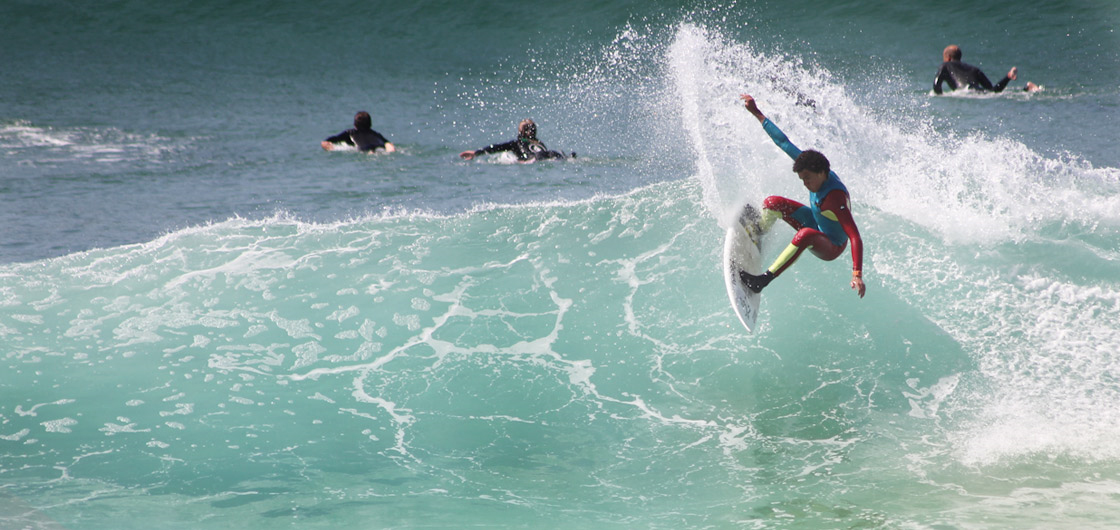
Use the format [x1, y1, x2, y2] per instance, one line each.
[3, 1, 1120, 528]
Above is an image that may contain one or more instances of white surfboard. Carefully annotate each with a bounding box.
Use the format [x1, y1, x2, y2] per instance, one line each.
[723, 203, 763, 332]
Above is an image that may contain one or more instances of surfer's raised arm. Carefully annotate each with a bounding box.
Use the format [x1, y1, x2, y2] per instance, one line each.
[741, 94, 802, 163]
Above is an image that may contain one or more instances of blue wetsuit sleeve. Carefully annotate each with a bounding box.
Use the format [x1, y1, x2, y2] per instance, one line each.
[762, 118, 802, 161]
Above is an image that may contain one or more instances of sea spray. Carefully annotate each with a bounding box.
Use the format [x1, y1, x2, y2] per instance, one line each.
[5, 2, 1120, 528]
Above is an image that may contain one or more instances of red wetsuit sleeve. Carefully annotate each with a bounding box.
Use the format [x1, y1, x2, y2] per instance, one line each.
[821, 190, 864, 272]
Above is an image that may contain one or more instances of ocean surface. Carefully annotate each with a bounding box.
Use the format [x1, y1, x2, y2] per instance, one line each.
[4, 0, 1120, 528]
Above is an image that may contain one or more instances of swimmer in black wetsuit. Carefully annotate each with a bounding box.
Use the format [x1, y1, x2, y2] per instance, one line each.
[459, 119, 570, 162]
[321, 111, 396, 153]
[933, 45, 1038, 94]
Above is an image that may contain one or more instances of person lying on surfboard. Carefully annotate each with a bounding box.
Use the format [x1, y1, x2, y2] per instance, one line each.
[933, 45, 1038, 95]
[739, 94, 866, 298]
[321, 111, 396, 153]
[459, 119, 570, 162]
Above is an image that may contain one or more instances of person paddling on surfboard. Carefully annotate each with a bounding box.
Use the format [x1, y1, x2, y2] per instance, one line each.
[739, 94, 866, 298]
[933, 45, 1038, 94]
[459, 119, 571, 162]
[321, 111, 396, 153]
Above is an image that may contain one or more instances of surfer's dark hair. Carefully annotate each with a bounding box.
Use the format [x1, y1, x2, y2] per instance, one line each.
[354, 111, 372, 130]
[793, 149, 830, 175]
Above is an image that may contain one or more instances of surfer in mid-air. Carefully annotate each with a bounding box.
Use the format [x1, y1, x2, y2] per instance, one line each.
[459, 119, 571, 162]
[738, 94, 866, 298]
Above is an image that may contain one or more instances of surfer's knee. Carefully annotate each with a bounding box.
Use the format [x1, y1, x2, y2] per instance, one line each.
[790, 228, 811, 247]
[794, 230, 843, 261]
[790, 228, 829, 249]
[762, 196, 805, 216]
[762, 197, 810, 231]
[762, 196, 784, 210]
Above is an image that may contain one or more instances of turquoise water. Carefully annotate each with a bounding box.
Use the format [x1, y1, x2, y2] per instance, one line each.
[3, 1, 1120, 528]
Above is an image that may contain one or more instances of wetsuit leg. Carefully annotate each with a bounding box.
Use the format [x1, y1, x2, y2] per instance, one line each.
[740, 196, 845, 293]
[768, 228, 845, 277]
[762, 196, 814, 231]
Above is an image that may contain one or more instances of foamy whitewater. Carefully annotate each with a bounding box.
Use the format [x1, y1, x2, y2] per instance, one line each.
[3, 1, 1120, 528]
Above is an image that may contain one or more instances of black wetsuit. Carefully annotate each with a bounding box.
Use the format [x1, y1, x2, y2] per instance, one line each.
[933, 60, 1011, 94]
[473, 138, 565, 161]
[325, 128, 391, 152]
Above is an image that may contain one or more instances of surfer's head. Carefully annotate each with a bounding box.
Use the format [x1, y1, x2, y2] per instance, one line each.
[793, 149, 829, 175]
[793, 150, 830, 192]
[943, 45, 962, 62]
[518, 119, 537, 140]
[354, 111, 372, 130]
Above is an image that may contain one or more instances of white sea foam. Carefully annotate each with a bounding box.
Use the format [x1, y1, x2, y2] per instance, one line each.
[0, 121, 180, 163]
[41, 418, 77, 433]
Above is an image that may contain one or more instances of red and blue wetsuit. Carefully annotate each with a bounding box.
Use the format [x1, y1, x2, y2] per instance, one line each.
[747, 119, 863, 289]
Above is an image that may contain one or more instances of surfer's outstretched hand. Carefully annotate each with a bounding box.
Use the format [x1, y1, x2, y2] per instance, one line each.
[851, 274, 866, 298]
[740, 94, 766, 123]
